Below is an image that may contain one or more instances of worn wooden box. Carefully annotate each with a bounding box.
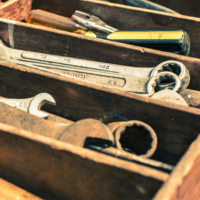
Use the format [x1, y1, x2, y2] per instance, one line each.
[0, 0, 200, 199]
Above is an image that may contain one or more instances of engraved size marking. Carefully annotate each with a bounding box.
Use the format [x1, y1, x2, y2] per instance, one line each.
[98, 64, 110, 70]
[22, 52, 72, 65]
[34, 54, 47, 60]
[42, 68, 125, 88]
[63, 58, 71, 64]
[108, 80, 119, 85]
[19, 101, 29, 108]
[69, 72, 88, 80]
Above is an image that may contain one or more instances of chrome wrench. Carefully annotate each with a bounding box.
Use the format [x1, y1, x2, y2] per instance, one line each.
[0, 40, 190, 92]
[0, 42, 190, 94]
[0, 56, 183, 95]
[0, 93, 56, 118]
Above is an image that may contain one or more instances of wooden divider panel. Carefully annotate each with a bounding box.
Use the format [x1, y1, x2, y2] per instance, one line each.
[0, 123, 168, 199]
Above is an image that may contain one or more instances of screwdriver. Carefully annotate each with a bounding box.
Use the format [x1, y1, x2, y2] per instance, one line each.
[26, 9, 110, 34]
[26, 9, 87, 34]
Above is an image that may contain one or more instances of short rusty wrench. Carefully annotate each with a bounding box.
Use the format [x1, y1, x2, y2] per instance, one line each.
[0, 93, 56, 118]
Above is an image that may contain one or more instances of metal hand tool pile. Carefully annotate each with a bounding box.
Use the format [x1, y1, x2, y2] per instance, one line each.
[0, 0, 193, 175]
[0, 94, 173, 172]
[26, 9, 190, 55]
[0, 35, 191, 171]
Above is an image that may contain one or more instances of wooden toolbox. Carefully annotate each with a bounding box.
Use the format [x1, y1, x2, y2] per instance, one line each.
[0, 0, 200, 199]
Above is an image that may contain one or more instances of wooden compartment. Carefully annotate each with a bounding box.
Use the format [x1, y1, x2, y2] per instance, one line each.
[1, 0, 200, 92]
[0, 57, 200, 199]
[0, 28, 199, 198]
[0, 0, 199, 199]
[1, 0, 200, 59]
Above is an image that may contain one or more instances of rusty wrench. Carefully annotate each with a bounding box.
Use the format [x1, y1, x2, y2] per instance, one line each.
[0, 93, 56, 118]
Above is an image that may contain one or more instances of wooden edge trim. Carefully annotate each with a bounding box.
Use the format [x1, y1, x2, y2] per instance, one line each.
[82, 0, 200, 21]
[0, 0, 19, 9]
[0, 177, 42, 200]
[0, 121, 169, 182]
[153, 134, 200, 200]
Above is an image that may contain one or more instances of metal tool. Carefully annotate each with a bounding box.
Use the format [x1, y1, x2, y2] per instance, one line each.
[87, 120, 173, 172]
[59, 118, 114, 147]
[59, 118, 172, 172]
[84, 30, 190, 56]
[88, 145, 173, 171]
[114, 120, 157, 159]
[0, 93, 56, 118]
[0, 40, 190, 95]
[71, 11, 190, 55]
[27, 9, 88, 34]
[123, 0, 178, 14]
[71, 10, 118, 34]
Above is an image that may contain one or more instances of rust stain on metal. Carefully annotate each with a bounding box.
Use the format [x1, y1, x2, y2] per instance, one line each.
[60, 118, 114, 147]
[108, 121, 157, 158]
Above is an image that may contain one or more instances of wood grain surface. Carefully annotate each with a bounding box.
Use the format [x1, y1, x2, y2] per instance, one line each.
[154, 135, 200, 200]
[0, 122, 168, 199]
[31, 0, 200, 59]
[0, 0, 32, 21]
[0, 177, 42, 200]
[0, 60, 199, 166]
[0, 20, 200, 92]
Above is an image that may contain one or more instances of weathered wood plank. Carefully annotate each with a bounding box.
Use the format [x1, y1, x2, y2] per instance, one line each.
[0, 178, 42, 200]
[153, 135, 200, 200]
[0, 122, 168, 199]
[0, 60, 200, 165]
[0, 0, 32, 21]
[0, 20, 200, 91]
[32, 0, 200, 59]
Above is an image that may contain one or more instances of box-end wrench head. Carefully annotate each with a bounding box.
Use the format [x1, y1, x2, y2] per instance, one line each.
[150, 60, 190, 92]
[147, 72, 182, 95]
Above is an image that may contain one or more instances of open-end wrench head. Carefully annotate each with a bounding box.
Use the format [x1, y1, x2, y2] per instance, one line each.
[28, 93, 56, 118]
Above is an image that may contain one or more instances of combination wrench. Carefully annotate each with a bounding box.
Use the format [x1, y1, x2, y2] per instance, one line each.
[0, 40, 190, 95]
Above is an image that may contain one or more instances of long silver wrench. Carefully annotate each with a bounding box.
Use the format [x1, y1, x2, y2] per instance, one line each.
[0, 41, 190, 94]
[0, 93, 56, 118]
